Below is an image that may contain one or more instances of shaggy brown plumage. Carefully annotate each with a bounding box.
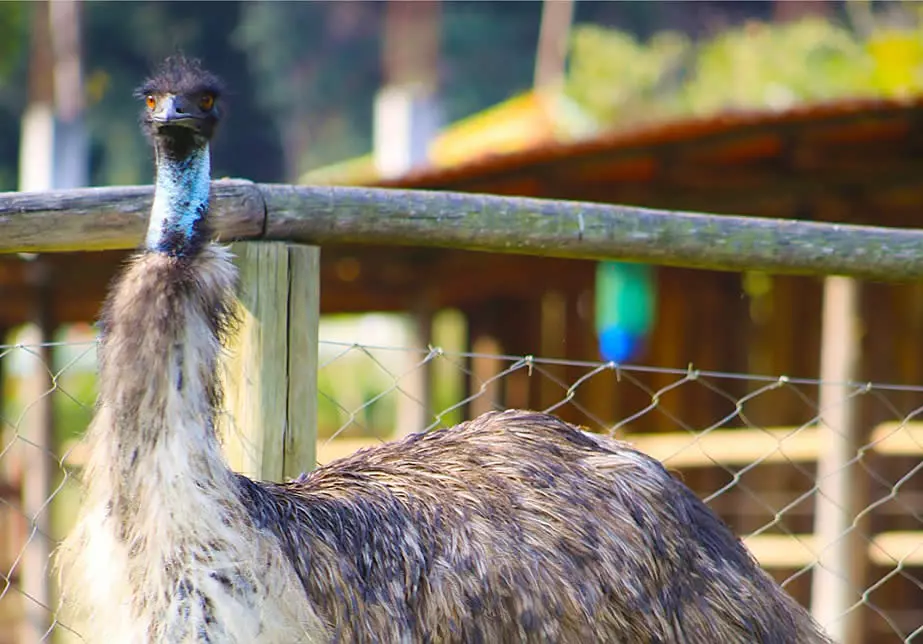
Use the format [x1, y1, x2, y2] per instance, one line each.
[245, 410, 830, 643]
[59, 57, 832, 644]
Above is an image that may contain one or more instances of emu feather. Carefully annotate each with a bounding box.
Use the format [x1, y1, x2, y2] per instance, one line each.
[59, 56, 831, 643]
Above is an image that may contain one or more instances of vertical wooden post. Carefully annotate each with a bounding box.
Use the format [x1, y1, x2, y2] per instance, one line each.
[811, 275, 864, 642]
[218, 242, 319, 482]
[538, 291, 567, 411]
[48, 0, 88, 190]
[534, 0, 575, 89]
[20, 263, 55, 644]
[394, 300, 434, 436]
[376, 0, 442, 439]
[16, 1, 85, 630]
[0, 325, 11, 590]
[20, 0, 88, 193]
[469, 334, 503, 418]
[20, 0, 53, 194]
[286, 246, 320, 478]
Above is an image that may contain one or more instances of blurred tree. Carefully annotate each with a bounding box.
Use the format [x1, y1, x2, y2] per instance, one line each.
[234, 1, 382, 181]
[566, 25, 691, 127]
[0, 2, 30, 191]
[572, 1, 775, 41]
[565, 9, 923, 131]
[440, 0, 542, 124]
[82, 1, 282, 186]
[234, 1, 554, 177]
[2, 0, 563, 186]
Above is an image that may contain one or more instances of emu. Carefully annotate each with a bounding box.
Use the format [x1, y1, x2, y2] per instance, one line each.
[59, 56, 831, 643]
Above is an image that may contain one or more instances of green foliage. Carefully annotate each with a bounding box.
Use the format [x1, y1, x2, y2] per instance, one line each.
[0, 1, 27, 77]
[81, 1, 284, 186]
[0, 2, 28, 191]
[233, 1, 382, 178]
[566, 16, 923, 129]
[683, 19, 872, 113]
[232, 1, 543, 177]
[566, 25, 690, 125]
[440, 1, 541, 124]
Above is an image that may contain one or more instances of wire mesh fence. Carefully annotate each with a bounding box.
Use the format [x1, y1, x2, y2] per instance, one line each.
[2, 331, 923, 642]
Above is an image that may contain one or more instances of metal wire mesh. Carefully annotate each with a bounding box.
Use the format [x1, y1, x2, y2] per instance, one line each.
[2, 333, 923, 642]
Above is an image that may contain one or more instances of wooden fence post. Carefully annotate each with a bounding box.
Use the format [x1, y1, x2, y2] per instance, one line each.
[810, 275, 864, 642]
[218, 242, 319, 482]
[19, 261, 56, 644]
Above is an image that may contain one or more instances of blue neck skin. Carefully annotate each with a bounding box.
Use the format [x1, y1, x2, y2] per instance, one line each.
[145, 143, 211, 257]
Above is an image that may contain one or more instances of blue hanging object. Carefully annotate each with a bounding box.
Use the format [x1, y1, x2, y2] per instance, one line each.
[595, 261, 655, 362]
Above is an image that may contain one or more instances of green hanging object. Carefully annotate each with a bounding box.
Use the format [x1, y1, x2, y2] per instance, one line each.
[595, 261, 655, 362]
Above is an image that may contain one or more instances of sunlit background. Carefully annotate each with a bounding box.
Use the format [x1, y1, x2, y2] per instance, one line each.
[5, 1, 923, 642]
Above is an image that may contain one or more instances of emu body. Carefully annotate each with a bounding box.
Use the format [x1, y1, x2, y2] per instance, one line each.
[60, 57, 831, 643]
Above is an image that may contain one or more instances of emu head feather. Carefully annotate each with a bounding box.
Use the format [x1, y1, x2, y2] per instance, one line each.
[136, 55, 225, 144]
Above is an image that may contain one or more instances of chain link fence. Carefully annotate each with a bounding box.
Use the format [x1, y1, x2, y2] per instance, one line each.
[2, 329, 923, 642]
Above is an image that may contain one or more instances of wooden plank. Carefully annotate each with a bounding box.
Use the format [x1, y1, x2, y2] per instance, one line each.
[19, 266, 56, 644]
[313, 421, 923, 471]
[742, 531, 923, 569]
[870, 531, 923, 566]
[538, 291, 567, 412]
[631, 426, 823, 467]
[218, 242, 319, 482]
[284, 245, 320, 478]
[0, 179, 264, 254]
[741, 275, 799, 535]
[647, 268, 686, 433]
[870, 422, 923, 456]
[314, 426, 826, 470]
[220, 242, 289, 481]
[742, 533, 819, 569]
[316, 437, 386, 466]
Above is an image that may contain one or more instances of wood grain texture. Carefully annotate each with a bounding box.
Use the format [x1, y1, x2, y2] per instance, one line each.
[2, 181, 923, 281]
[262, 184, 923, 282]
[218, 242, 319, 481]
[284, 244, 319, 478]
[0, 179, 264, 253]
[219, 242, 291, 481]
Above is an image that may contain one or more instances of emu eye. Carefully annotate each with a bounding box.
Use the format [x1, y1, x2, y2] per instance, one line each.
[145, 95, 156, 110]
[199, 94, 215, 111]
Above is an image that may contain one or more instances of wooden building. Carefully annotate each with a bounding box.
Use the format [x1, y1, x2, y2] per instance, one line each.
[350, 96, 923, 641]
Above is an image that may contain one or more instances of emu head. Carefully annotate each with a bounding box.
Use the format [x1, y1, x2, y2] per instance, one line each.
[136, 56, 224, 146]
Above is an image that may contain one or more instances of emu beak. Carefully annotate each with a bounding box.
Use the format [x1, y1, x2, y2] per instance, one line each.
[151, 95, 200, 130]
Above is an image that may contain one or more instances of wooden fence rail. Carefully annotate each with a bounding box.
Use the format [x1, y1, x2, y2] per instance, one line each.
[3, 180, 923, 281]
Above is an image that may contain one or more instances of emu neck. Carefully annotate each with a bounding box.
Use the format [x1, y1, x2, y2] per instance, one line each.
[146, 138, 211, 257]
[92, 246, 237, 514]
